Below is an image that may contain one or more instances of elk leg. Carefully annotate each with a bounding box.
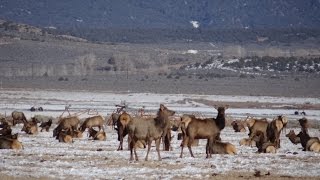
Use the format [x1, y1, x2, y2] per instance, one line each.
[155, 139, 162, 161]
[129, 138, 134, 161]
[145, 140, 152, 161]
[187, 137, 195, 158]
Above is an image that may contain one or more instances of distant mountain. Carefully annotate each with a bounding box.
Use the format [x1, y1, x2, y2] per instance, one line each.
[1, 0, 320, 29]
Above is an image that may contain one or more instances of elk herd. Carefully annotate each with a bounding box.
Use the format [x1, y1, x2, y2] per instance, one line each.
[0, 104, 319, 161]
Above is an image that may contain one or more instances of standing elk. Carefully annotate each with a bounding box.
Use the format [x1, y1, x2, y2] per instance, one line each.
[266, 115, 287, 148]
[246, 116, 269, 141]
[115, 111, 131, 150]
[79, 115, 105, 133]
[180, 106, 228, 158]
[53, 116, 80, 138]
[128, 104, 175, 161]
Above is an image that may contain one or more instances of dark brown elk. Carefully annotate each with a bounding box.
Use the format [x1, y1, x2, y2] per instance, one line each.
[266, 115, 287, 148]
[180, 106, 228, 158]
[53, 116, 80, 138]
[285, 130, 301, 145]
[297, 131, 320, 152]
[0, 133, 23, 149]
[209, 141, 237, 155]
[115, 111, 131, 150]
[128, 104, 175, 161]
[252, 131, 276, 153]
[79, 115, 105, 133]
[55, 131, 73, 143]
[231, 120, 246, 132]
[298, 118, 309, 133]
[88, 128, 106, 141]
[0, 125, 12, 136]
[11, 111, 27, 126]
[39, 119, 53, 132]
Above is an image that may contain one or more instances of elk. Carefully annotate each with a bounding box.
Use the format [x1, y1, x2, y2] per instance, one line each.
[209, 141, 237, 155]
[88, 128, 106, 141]
[66, 129, 83, 138]
[266, 115, 287, 148]
[11, 111, 27, 126]
[297, 131, 320, 152]
[231, 120, 246, 132]
[0, 125, 12, 136]
[285, 130, 301, 145]
[239, 138, 256, 147]
[246, 116, 268, 141]
[56, 131, 73, 143]
[252, 131, 277, 153]
[39, 119, 53, 132]
[0, 133, 23, 149]
[79, 115, 105, 133]
[21, 120, 38, 135]
[53, 116, 80, 138]
[115, 111, 131, 150]
[180, 106, 228, 158]
[128, 104, 175, 161]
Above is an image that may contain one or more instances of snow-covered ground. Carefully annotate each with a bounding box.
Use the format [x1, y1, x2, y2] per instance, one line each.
[0, 89, 319, 179]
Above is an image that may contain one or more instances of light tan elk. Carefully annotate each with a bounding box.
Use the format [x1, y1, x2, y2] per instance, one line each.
[180, 106, 228, 158]
[0, 133, 23, 149]
[79, 115, 105, 132]
[209, 141, 237, 155]
[128, 104, 175, 161]
[239, 138, 256, 147]
[246, 116, 268, 141]
[53, 116, 80, 137]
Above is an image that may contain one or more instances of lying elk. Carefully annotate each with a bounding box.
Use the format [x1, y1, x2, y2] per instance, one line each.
[39, 119, 53, 132]
[55, 131, 73, 143]
[128, 104, 175, 161]
[180, 106, 228, 158]
[297, 131, 320, 152]
[66, 129, 83, 138]
[209, 141, 237, 155]
[0, 125, 12, 137]
[53, 116, 80, 138]
[266, 115, 288, 148]
[79, 115, 105, 133]
[0, 133, 23, 149]
[231, 120, 246, 132]
[286, 130, 301, 145]
[239, 138, 256, 147]
[252, 131, 276, 153]
[88, 128, 106, 141]
[12, 111, 27, 126]
[21, 120, 38, 135]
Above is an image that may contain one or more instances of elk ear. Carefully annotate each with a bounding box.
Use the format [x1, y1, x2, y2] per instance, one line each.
[160, 104, 165, 111]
